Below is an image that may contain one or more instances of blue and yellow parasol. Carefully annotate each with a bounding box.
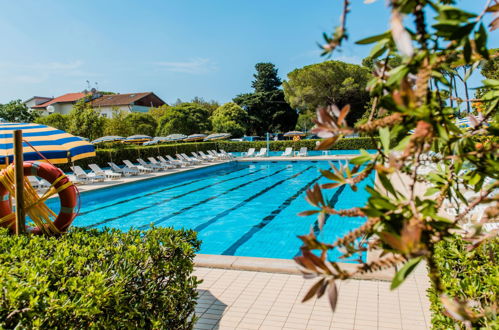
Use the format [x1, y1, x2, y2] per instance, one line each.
[204, 133, 231, 141]
[184, 134, 207, 142]
[91, 136, 125, 144]
[0, 123, 95, 166]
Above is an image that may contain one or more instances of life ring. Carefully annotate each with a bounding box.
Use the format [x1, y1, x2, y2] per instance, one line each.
[0, 161, 78, 234]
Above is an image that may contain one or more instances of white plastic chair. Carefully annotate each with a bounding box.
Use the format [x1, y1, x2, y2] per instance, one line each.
[89, 164, 122, 180]
[281, 147, 293, 157]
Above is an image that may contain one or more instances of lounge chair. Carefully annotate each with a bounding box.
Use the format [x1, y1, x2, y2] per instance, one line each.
[108, 162, 139, 176]
[192, 151, 213, 162]
[163, 155, 186, 167]
[28, 176, 51, 190]
[255, 148, 267, 157]
[297, 147, 308, 157]
[123, 160, 153, 173]
[148, 157, 174, 169]
[243, 148, 256, 157]
[137, 158, 167, 171]
[199, 151, 217, 161]
[89, 164, 122, 180]
[206, 150, 223, 160]
[219, 150, 234, 160]
[71, 165, 105, 182]
[180, 153, 202, 164]
[281, 147, 293, 157]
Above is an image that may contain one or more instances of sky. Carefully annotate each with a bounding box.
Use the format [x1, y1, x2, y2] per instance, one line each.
[0, 0, 494, 105]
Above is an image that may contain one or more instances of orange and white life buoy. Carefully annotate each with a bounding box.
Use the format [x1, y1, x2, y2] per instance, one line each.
[0, 161, 78, 235]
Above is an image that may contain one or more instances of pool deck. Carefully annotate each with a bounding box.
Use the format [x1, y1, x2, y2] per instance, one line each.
[65, 155, 432, 329]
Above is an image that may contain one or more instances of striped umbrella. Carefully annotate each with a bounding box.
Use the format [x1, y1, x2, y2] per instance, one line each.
[124, 135, 152, 143]
[184, 134, 207, 141]
[165, 134, 187, 142]
[204, 133, 231, 141]
[283, 131, 305, 137]
[91, 136, 125, 144]
[0, 122, 95, 166]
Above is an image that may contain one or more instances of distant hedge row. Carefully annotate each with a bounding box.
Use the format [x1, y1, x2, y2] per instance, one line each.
[65, 137, 378, 171]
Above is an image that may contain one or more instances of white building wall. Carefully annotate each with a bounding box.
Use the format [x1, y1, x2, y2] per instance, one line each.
[93, 105, 132, 118]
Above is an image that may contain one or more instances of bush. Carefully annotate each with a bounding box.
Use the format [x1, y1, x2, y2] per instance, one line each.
[428, 235, 498, 329]
[216, 137, 378, 152]
[0, 227, 200, 329]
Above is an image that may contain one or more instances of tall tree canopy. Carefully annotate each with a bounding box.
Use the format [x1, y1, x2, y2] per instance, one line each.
[282, 60, 371, 125]
[35, 113, 68, 131]
[234, 62, 297, 135]
[210, 102, 248, 137]
[156, 103, 211, 136]
[0, 100, 39, 123]
[124, 112, 157, 137]
[66, 100, 105, 140]
[104, 109, 132, 136]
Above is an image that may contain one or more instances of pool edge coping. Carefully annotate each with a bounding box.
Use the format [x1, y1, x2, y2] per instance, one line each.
[195, 253, 394, 281]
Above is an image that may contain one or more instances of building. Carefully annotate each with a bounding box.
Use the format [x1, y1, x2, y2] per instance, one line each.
[31, 92, 88, 116]
[29, 91, 165, 118]
[90, 92, 166, 118]
[23, 96, 53, 110]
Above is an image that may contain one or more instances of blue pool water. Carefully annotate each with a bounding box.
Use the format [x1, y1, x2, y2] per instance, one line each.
[50, 161, 374, 260]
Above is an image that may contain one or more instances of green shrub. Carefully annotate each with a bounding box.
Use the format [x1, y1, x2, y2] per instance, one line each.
[428, 235, 498, 329]
[216, 137, 378, 152]
[0, 227, 200, 329]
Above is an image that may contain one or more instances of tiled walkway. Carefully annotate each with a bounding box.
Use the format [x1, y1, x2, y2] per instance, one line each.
[194, 265, 431, 330]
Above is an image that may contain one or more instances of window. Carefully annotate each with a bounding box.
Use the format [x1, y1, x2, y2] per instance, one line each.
[101, 113, 108, 118]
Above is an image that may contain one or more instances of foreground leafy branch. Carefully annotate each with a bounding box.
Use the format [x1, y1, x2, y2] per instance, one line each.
[296, 1, 498, 327]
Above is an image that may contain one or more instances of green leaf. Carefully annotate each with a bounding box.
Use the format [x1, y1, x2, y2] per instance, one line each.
[386, 66, 410, 86]
[379, 127, 390, 152]
[391, 256, 423, 290]
[350, 154, 372, 165]
[378, 173, 398, 197]
[356, 31, 390, 45]
[369, 40, 388, 59]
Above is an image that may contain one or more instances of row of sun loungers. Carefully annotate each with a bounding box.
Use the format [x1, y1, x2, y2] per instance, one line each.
[242, 147, 308, 157]
[63, 150, 233, 185]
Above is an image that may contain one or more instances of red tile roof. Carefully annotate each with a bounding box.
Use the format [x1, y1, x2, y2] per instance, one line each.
[33, 92, 87, 108]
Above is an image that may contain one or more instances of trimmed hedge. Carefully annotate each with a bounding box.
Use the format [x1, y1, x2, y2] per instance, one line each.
[0, 227, 200, 329]
[428, 235, 498, 329]
[216, 137, 378, 152]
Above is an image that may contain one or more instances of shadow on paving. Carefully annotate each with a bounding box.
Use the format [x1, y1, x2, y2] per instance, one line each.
[194, 290, 227, 330]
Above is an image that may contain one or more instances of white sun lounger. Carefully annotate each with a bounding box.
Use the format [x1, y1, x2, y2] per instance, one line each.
[89, 164, 122, 180]
[199, 151, 217, 161]
[219, 150, 234, 160]
[137, 158, 167, 171]
[281, 147, 293, 157]
[206, 150, 223, 160]
[71, 165, 106, 182]
[243, 148, 256, 157]
[28, 176, 51, 190]
[108, 162, 139, 176]
[255, 148, 267, 157]
[163, 155, 186, 167]
[148, 157, 174, 169]
[123, 160, 153, 173]
[192, 151, 213, 162]
[297, 147, 308, 157]
[179, 153, 202, 164]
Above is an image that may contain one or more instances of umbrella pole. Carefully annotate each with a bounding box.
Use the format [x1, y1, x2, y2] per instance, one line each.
[13, 130, 25, 235]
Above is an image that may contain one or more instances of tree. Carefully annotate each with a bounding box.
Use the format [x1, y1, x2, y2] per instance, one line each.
[67, 100, 105, 140]
[210, 102, 248, 137]
[190, 96, 220, 115]
[156, 103, 211, 136]
[282, 61, 370, 126]
[234, 63, 297, 135]
[35, 113, 68, 131]
[251, 62, 281, 92]
[0, 100, 39, 122]
[124, 112, 157, 136]
[104, 109, 132, 136]
[149, 104, 170, 122]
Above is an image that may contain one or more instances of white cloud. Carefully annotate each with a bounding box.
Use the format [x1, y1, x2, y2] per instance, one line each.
[155, 58, 217, 74]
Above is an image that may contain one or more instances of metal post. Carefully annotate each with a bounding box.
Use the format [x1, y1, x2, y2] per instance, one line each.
[13, 130, 25, 234]
[266, 132, 270, 156]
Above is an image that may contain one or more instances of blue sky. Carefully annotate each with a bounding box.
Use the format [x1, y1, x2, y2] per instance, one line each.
[0, 0, 492, 104]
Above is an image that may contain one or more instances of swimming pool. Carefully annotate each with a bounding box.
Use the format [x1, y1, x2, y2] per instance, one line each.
[51, 161, 374, 260]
